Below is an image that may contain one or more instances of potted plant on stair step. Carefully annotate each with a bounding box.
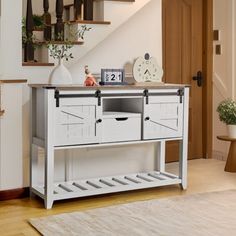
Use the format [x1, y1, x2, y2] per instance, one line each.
[217, 99, 236, 138]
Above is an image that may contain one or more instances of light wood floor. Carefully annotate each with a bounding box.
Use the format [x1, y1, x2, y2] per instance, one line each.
[0, 159, 236, 236]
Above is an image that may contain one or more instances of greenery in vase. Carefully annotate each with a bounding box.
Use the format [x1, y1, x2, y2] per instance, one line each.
[217, 99, 236, 125]
[47, 41, 74, 61]
[47, 24, 91, 61]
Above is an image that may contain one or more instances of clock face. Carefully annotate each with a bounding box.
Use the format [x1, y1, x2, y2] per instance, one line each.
[133, 54, 163, 82]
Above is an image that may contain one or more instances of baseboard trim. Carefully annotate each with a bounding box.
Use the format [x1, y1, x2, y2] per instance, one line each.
[212, 150, 227, 161]
[0, 187, 29, 201]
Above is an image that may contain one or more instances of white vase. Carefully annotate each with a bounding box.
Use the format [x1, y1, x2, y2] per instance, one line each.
[227, 125, 236, 138]
[49, 58, 73, 85]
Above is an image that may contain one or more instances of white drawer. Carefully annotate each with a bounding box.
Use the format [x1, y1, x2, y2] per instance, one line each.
[102, 112, 141, 143]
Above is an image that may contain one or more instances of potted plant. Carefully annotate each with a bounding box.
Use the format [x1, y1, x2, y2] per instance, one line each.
[217, 99, 236, 138]
[47, 24, 91, 84]
[22, 15, 44, 44]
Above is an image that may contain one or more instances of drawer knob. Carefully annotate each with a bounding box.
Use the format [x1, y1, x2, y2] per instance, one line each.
[96, 119, 102, 123]
[145, 117, 150, 121]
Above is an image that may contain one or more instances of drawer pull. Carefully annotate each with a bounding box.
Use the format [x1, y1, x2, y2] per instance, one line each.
[115, 117, 128, 121]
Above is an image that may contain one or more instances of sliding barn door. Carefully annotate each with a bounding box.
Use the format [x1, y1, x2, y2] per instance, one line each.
[54, 97, 101, 146]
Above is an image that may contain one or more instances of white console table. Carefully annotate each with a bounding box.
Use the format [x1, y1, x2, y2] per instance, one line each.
[30, 84, 189, 209]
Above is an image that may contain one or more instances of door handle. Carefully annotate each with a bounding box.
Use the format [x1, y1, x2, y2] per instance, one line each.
[193, 71, 203, 87]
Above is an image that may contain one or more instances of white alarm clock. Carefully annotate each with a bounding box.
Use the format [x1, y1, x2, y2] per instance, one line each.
[133, 53, 163, 82]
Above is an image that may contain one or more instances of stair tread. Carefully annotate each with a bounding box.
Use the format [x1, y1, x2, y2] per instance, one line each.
[33, 41, 84, 45]
[22, 62, 55, 67]
[51, 20, 111, 25]
[64, 3, 73, 9]
[69, 20, 111, 25]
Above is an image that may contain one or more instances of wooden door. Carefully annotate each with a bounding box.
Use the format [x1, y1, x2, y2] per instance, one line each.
[163, 0, 203, 161]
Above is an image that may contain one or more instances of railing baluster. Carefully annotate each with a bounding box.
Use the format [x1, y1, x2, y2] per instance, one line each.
[55, 0, 64, 40]
[24, 0, 34, 62]
[74, 0, 83, 21]
[84, 0, 94, 21]
[43, 0, 52, 41]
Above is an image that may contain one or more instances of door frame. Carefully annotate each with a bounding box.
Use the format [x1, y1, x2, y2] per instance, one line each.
[162, 0, 213, 159]
[202, 0, 213, 159]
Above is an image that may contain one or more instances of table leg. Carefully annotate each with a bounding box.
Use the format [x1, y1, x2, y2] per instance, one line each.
[225, 141, 236, 172]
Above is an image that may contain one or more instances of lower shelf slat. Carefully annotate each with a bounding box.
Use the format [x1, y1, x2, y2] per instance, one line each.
[32, 171, 181, 201]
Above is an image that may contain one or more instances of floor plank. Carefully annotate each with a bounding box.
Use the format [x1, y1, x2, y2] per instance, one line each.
[0, 159, 236, 236]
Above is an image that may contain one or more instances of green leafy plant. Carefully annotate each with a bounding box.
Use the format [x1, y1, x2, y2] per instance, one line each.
[47, 24, 91, 61]
[47, 41, 74, 61]
[22, 15, 44, 45]
[32, 15, 44, 29]
[217, 99, 236, 125]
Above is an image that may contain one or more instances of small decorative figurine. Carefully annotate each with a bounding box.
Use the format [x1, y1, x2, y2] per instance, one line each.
[84, 65, 98, 86]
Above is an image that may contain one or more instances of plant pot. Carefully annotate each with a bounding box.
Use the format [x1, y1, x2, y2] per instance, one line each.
[33, 30, 44, 42]
[227, 125, 236, 138]
[49, 58, 73, 85]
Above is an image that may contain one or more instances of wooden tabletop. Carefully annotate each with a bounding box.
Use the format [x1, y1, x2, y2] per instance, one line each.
[217, 136, 236, 141]
[29, 83, 190, 90]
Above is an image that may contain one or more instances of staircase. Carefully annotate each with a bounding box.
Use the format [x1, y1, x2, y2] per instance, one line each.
[63, 0, 151, 65]
[23, 0, 151, 66]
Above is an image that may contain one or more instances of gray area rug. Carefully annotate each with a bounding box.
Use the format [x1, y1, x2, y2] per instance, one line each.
[29, 190, 236, 236]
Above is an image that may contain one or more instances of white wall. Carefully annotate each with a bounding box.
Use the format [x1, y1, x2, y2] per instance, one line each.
[0, 84, 24, 190]
[0, 5, 2, 76]
[0, 0, 162, 189]
[0, 0, 22, 78]
[213, 0, 236, 159]
[70, 0, 162, 83]
[65, 0, 152, 68]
